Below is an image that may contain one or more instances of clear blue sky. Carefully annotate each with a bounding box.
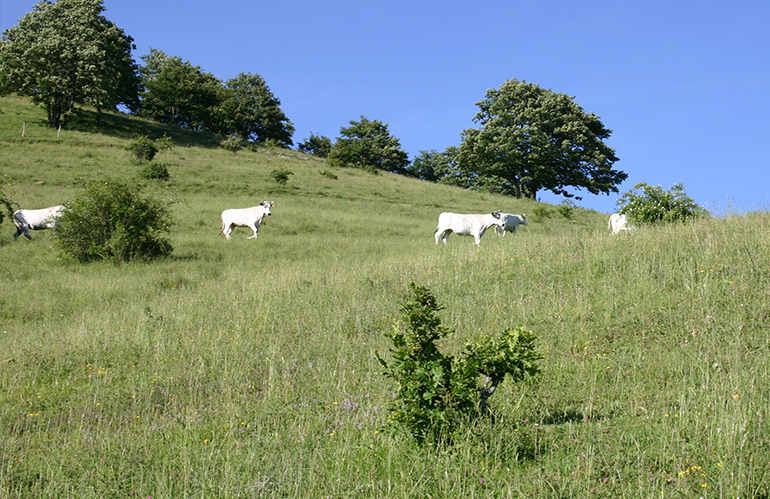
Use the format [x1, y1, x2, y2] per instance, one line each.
[3, 0, 768, 213]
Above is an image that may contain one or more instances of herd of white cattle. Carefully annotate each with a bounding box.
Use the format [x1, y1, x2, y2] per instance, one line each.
[9, 201, 631, 244]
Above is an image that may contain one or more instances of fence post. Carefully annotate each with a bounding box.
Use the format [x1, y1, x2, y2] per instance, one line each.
[22, 121, 26, 137]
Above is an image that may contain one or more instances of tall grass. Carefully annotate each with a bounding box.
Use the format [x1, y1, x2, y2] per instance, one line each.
[1, 97, 769, 497]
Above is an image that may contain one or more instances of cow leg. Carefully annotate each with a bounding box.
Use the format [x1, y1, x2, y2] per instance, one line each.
[246, 224, 259, 239]
[224, 224, 234, 240]
[22, 225, 32, 240]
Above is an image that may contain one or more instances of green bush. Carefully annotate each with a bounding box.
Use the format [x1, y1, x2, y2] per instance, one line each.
[138, 162, 170, 181]
[127, 134, 174, 163]
[0, 183, 16, 228]
[531, 205, 551, 221]
[377, 283, 541, 444]
[270, 168, 293, 185]
[55, 179, 173, 263]
[556, 200, 578, 220]
[617, 182, 708, 225]
[318, 169, 338, 180]
[219, 134, 243, 154]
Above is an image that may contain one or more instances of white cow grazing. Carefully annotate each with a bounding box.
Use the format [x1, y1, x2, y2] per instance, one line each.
[494, 213, 528, 237]
[434, 211, 503, 245]
[13, 205, 64, 240]
[219, 201, 274, 240]
[609, 213, 630, 234]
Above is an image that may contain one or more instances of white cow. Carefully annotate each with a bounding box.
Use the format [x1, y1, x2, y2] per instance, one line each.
[494, 213, 528, 237]
[608, 213, 630, 234]
[434, 211, 503, 245]
[13, 205, 64, 240]
[219, 201, 274, 240]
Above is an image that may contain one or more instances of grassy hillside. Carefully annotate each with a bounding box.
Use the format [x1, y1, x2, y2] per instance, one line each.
[1, 97, 769, 498]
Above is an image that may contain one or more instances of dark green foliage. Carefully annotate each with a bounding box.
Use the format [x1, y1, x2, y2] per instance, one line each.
[458, 79, 626, 200]
[126, 134, 173, 163]
[136, 52, 294, 145]
[297, 133, 332, 157]
[318, 169, 338, 180]
[378, 283, 541, 443]
[127, 136, 158, 163]
[0, 182, 16, 228]
[327, 116, 410, 174]
[137, 49, 221, 130]
[216, 72, 294, 146]
[0, 0, 140, 127]
[270, 168, 293, 185]
[55, 179, 172, 263]
[138, 163, 170, 181]
[617, 182, 708, 225]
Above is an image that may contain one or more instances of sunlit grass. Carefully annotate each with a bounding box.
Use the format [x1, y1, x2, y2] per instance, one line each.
[2, 97, 769, 497]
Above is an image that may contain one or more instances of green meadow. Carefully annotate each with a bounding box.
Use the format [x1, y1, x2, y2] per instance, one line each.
[1, 95, 769, 497]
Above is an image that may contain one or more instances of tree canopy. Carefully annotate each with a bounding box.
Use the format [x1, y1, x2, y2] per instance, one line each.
[0, 0, 140, 127]
[215, 72, 294, 146]
[327, 116, 410, 174]
[457, 79, 626, 200]
[137, 49, 221, 130]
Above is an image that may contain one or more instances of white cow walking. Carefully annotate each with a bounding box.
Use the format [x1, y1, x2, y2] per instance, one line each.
[219, 201, 274, 240]
[608, 213, 630, 234]
[13, 205, 64, 240]
[434, 211, 503, 245]
[494, 213, 528, 237]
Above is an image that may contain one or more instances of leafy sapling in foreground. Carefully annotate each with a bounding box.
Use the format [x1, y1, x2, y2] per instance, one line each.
[377, 283, 541, 443]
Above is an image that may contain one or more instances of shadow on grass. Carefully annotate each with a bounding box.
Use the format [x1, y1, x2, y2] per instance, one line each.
[68, 108, 222, 148]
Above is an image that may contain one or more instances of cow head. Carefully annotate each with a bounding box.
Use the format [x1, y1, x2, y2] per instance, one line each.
[491, 211, 504, 226]
[261, 201, 274, 215]
[520, 214, 528, 225]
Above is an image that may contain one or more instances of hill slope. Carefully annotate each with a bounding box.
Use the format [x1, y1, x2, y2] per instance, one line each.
[2, 97, 769, 498]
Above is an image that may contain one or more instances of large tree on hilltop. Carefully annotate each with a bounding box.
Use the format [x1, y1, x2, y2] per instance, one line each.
[327, 116, 410, 174]
[215, 72, 294, 146]
[0, 0, 140, 127]
[137, 49, 221, 130]
[457, 79, 626, 200]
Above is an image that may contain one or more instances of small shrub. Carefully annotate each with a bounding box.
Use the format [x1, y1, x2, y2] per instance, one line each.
[319, 169, 337, 180]
[220, 134, 243, 154]
[139, 162, 170, 181]
[377, 283, 541, 444]
[127, 136, 157, 163]
[556, 200, 578, 220]
[55, 179, 173, 263]
[0, 183, 16, 228]
[127, 134, 174, 163]
[617, 182, 708, 225]
[270, 168, 293, 185]
[532, 205, 551, 221]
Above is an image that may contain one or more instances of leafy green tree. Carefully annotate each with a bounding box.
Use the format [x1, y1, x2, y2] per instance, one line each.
[55, 179, 173, 263]
[327, 116, 410, 174]
[297, 133, 332, 157]
[137, 49, 221, 130]
[215, 72, 294, 146]
[617, 182, 707, 225]
[458, 79, 626, 200]
[0, 0, 140, 127]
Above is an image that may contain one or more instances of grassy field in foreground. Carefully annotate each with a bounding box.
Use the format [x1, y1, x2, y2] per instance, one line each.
[1, 97, 769, 497]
